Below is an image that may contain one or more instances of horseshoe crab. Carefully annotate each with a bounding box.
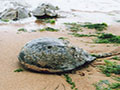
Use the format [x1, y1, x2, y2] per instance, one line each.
[18, 37, 95, 73]
[32, 3, 59, 19]
[0, 7, 31, 20]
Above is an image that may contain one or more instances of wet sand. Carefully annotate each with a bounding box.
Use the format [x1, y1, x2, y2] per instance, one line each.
[0, 23, 120, 90]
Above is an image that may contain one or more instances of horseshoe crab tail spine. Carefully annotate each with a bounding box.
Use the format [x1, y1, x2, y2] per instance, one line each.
[92, 53, 113, 58]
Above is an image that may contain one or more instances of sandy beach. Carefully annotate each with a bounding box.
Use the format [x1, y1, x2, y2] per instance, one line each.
[0, 23, 120, 90]
[0, 0, 120, 90]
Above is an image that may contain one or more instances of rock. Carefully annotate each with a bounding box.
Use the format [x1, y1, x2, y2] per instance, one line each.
[32, 3, 59, 19]
[18, 37, 96, 73]
[10, 1, 31, 8]
[0, 7, 31, 20]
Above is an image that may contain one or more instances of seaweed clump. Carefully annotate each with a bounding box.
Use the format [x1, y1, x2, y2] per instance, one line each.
[58, 37, 68, 40]
[39, 19, 56, 24]
[71, 33, 97, 37]
[44, 19, 56, 24]
[64, 23, 82, 32]
[39, 27, 59, 32]
[93, 80, 120, 90]
[82, 23, 108, 31]
[14, 68, 24, 72]
[1, 19, 9, 22]
[64, 74, 78, 90]
[95, 33, 120, 43]
[99, 60, 120, 77]
[112, 56, 120, 61]
[64, 22, 108, 32]
[18, 28, 27, 32]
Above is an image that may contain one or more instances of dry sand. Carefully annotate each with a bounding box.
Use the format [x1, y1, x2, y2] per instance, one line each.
[0, 23, 120, 90]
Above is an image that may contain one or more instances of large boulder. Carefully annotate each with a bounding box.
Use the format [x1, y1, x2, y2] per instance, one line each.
[32, 3, 59, 19]
[0, 7, 31, 20]
[18, 37, 96, 73]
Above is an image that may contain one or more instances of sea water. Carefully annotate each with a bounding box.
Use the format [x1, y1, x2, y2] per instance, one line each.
[0, 0, 120, 24]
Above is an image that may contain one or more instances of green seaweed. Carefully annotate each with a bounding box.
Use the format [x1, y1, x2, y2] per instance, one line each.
[39, 27, 59, 32]
[71, 33, 97, 37]
[109, 83, 120, 89]
[111, 56, 120, 61]
[93, 80, 120, 90]
[81, 23, 108, 31]
[93, 80, 110, 90]
[58, 37, 68, 40]
[98, 60, 120, 77]
[18, 28, 27, 32]
[14, 68, 24, 72]
[64, 74, 78, 90]
[112, 76, 120, 82]
[64, 23, 82, 32]
[64, 22, 108, 32]
[46, 19, 56, 24]
[1, 19, 9, 22]
[95, 33, 120, 43]
[41, 19, 56, 24]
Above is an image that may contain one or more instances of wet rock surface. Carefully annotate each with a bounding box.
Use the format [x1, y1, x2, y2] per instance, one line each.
[0, 7, 31, 20]
[32, 3, 59, 19]
[18, 37, 96, 73]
